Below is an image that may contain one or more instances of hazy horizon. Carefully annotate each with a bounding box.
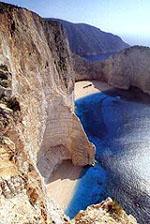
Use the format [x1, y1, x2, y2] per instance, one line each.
[1, 0, 150, 47]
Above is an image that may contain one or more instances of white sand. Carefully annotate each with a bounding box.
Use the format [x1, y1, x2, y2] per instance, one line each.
[75, 80, 110, 100]
[47, 80, 111, 211]
[47, 160, 82, 210]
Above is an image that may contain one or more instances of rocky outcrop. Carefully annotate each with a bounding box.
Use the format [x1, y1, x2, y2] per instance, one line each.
[47, 19, 129, 57]
[72, 198, 137, 224]
[0, 2, 95, 223]
[74, 46, 150, 95]
[104, 46, 150, 95]
[0, 65, 55, 223]
[73, 54, 105, 81]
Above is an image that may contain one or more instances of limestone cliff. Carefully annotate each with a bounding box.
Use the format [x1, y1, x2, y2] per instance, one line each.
[0, 3, 139, 224]
[103, 46, 150, 95]
[73, 54, 104, 81]
[0, 2, 94, 223]
[72, 198, 137, 224]
[74, 46, 150, 96]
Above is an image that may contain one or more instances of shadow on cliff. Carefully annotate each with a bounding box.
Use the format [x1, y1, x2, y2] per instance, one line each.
[47, 160, 82, 184]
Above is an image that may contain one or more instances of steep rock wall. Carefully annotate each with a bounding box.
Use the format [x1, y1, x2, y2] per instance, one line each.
[0, 64, 57, 223]
[0, 2, 94, 180]
[0, 3, 95, 223]
[104, 46, 150, 95]
[74, 46, 150, 96]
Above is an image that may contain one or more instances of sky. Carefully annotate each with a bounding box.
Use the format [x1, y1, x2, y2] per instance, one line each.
[1, 0, 150, 46]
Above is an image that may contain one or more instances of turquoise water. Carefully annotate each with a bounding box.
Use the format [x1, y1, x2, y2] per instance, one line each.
[66, 88, 150, 223]
[65, 164, 107, 218]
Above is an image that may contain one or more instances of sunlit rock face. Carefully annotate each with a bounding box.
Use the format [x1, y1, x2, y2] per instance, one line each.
[104, 46, 150, 94]
[74, 46, 150, 95]
[0, 2, 94, 223]
[0, 64, 55, 223]
[73, 198, 137, 224]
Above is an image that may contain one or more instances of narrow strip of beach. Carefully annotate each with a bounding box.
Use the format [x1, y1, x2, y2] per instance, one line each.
[75, 80, 111, 100]
[47, 80, 111, 211]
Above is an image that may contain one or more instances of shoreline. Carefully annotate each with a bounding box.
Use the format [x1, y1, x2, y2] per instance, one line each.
[75, 80, 111, 100]
[47, 160, 82, 210]
[47, 80, 111, 211]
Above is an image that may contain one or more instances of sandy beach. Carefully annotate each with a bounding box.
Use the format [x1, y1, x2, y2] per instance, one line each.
[47, 80, 111, 211]
[75, 80, 110, 100]
[47, 160, 82, 210]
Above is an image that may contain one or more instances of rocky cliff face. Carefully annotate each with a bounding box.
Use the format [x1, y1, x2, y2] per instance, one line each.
[72, 198, 137, 224]
[47, 19, 129, 57]
[104, 46, 150, 95]
[74, 46, 150, 95]
[73, 54, 104, 81]
[0, 2, 95, 223]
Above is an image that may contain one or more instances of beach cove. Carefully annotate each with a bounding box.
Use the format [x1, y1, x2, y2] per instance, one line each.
[68, 81, 150, 223]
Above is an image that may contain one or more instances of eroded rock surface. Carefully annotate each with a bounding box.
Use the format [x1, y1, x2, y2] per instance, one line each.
[105, 46, 150, 94]
[74, 46, 150, 96]
[0, 66, 54, 223]
[72, 198, 137, 224]
[0, 1, 95, 178]
[0, 2, 94, 223]
[0, 3, 139, 224]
